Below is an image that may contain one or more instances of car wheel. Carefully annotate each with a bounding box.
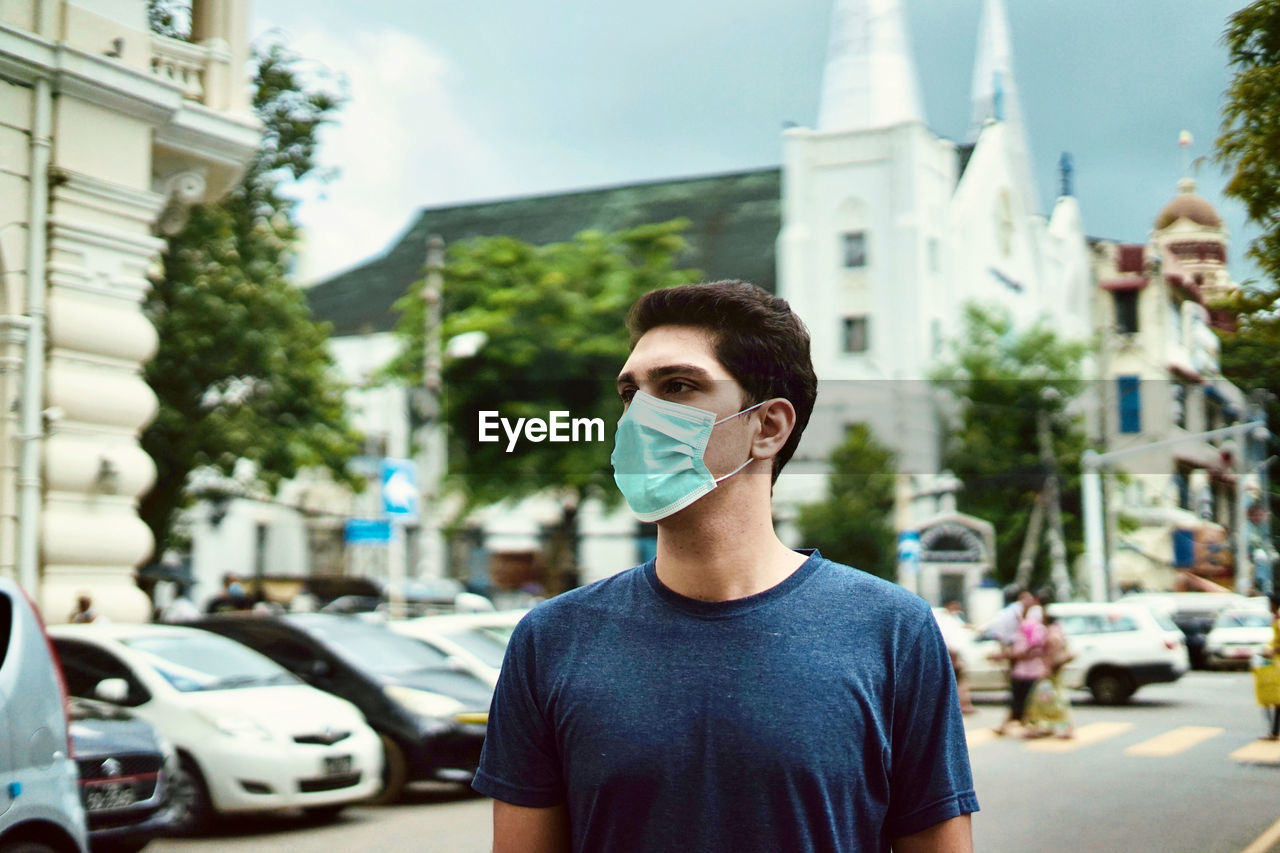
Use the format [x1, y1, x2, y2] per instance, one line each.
[165, 754, 215, 835]
[303, 804, 348, 822]
[1088, 669, 1134, 705]
[368, 734, 408, 805]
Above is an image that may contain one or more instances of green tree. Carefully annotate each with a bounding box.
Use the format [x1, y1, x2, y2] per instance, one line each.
[1217, 0, 1280, 286]
[140, 39, 361, 563]
[931, 305, 1090, 588]
[386, 222, 701, 590]
[1215, 0, 1280, 526]
[794, 424, 897, 580]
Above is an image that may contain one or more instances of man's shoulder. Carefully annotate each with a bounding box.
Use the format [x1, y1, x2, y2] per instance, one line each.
[513, 565, 647, 639]
[808, 553, 932, 615]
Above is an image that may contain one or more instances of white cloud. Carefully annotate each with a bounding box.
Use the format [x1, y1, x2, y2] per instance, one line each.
[258, 25, 510, 284]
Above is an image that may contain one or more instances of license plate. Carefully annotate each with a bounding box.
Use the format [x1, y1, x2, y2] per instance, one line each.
[323, 755, 353, 776]
[84, 781, 137, 811]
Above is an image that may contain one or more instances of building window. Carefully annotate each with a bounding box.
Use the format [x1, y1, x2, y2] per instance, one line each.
[1171, 381, 1187, 429]
[1118, 375, 1141, 434]
[842, 232, 867, 268]
[842, 316, 869, 353]
[928, 238, 940, 274]
[1114, 290, 1139, 333]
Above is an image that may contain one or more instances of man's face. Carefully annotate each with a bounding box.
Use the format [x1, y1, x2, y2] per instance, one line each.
[615, 325, 757, 479]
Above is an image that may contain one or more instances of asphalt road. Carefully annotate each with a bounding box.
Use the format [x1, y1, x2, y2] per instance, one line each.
[150, 671, 1280, 853]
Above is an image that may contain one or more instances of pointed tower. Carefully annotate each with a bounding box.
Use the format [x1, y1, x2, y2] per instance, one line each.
[967, 0, 1040, 215]
[817, 0, 925, 132]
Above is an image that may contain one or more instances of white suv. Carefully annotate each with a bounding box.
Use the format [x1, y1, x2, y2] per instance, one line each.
[939, 601, 1189, 705]
[0, 578, 89, 853]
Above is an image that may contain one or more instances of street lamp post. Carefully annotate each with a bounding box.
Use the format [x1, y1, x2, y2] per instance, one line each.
[417, 235, 445, 581]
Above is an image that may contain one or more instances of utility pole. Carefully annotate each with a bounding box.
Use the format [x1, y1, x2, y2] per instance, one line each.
[417, 234, 445, 580]
[1036, 404, 1071, 599]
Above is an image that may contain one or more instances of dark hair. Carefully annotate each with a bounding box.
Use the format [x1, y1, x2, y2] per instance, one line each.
[626, 280, 818, 482]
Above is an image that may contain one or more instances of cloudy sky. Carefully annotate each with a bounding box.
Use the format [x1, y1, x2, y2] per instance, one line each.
[252, 0, 1261, 287]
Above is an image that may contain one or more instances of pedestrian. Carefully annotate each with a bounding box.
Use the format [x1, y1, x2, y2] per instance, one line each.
[69, 593, 97, 623]
[988, 586, 1038, 735]
[942, 599, 978, 714]
[1023, 607, 1074, 739]
[1258, 594, 1280, 741]
[474, 281, 978, 852]
[205, 573, 251, 614]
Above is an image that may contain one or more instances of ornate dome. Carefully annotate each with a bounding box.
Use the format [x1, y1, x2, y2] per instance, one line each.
[1155, 178, 1222, 230]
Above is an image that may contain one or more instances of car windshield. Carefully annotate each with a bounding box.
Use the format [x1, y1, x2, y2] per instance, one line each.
[1215, 611, 1273, 629]
[1151, 611, 1179, 633]
[442, 626, 512, 669]
[122, 633, 299, 693]
[301, 618, 452, 676]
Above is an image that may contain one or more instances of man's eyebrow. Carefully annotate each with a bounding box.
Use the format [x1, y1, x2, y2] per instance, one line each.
[615, 364, 716, 389]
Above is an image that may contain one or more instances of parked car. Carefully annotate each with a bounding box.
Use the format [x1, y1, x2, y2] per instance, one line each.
[0, 578, 89, 853]
[191, 613, 492, 803]
[1203, 609, 1276, 669]
[68, 698, 172, 853]
[1119, 592, 1255, 669]
[940, 601, 1189, 705]
[49, 623, 382, 835]
[389, 610, 527, 687]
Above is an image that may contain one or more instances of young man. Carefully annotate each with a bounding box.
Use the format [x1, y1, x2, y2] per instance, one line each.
[474, 281, 978, 852]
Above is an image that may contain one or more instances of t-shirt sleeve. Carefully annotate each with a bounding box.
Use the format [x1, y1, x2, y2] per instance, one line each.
[471, 616, 566, 807]
[884, 608, 980, 839]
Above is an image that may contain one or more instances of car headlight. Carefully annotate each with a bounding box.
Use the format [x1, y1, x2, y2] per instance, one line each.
[195, 711, 274, 741]
[384, 685, 466, 720]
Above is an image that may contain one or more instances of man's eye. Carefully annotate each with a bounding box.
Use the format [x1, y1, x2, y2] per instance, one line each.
[666, 380, 693, 394]
[619, 388, 636, 403]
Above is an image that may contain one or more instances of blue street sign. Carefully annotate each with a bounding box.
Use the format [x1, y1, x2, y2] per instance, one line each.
[380, 458, 418, 518]
[345, 518, 391, 545]
[897, 531, 922, 566]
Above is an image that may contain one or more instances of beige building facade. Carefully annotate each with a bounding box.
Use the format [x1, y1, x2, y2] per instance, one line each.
[0, 0, 256, 621]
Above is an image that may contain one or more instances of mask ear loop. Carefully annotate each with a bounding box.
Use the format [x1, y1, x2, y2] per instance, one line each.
[711, 399, 771, 483]
[713, 455, 755, 484]
[713, 398, 767, 426]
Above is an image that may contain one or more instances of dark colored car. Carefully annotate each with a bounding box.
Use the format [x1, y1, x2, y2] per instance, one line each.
[69, 698, 173, 853]
[190, 613, 491, 802]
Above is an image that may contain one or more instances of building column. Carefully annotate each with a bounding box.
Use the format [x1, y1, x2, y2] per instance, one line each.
[38, 172, 165, 622]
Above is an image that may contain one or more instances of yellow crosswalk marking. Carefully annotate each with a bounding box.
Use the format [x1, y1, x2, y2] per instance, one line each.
[1124, 726, 1223, 757]
[1023, 721, 1133, 752]
[1230, 739, 1280, 766]
[965, 728, 999, 749]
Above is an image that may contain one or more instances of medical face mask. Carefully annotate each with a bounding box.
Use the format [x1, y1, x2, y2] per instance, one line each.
[610, 389, 764, 522]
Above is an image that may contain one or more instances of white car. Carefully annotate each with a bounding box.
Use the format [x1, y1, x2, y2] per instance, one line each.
[389, 610, 526, 687]
[49, 623, 383, 834]
[0, 578, 88, 853]
[1203, 609, 1276, 669]
[937, 601, 1189, 705]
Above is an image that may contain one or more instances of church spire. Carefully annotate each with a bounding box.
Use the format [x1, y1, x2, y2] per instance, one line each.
[817, 0, 924, 132]
[968, 0, 1040, 213]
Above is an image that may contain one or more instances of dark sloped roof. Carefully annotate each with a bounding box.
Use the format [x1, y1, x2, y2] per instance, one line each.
[307, 168, 783, 336]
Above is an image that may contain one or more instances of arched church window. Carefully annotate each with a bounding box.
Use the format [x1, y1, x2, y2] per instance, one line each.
[842, 232, 867, 268]
[842, 316, 869, 353]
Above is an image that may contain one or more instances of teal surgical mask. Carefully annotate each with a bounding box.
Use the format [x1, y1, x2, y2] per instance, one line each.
[611, 390, 764, 522]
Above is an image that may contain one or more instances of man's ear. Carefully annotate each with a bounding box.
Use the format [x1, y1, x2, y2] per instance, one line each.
[749, 399, 796, 463]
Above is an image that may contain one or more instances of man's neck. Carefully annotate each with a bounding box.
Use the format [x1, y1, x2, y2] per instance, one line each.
[652, 490, 807, 602]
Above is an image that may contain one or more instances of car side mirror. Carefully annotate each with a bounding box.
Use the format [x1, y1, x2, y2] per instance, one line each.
[94, 678, 130, 703]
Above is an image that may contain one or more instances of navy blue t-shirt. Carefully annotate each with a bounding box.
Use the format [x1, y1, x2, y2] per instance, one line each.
[473, 551, 978, 852]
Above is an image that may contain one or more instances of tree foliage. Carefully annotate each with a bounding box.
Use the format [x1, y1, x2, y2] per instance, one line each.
[1215, 0, 1280, 521]
[1216, 0, 1280, 286]
[794, 424, 897, 580]
[385, 222, 701, 585]
[931, 305, 1090, 587]
[140, 39, 360, 562]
